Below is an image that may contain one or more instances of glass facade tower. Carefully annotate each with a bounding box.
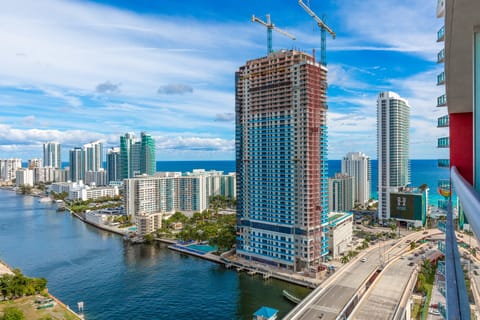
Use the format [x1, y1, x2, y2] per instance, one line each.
[377, 91, 410, 220]
[235, 50, 328, 273]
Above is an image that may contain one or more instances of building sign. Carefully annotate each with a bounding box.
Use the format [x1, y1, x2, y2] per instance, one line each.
[390, 192, 426, 222]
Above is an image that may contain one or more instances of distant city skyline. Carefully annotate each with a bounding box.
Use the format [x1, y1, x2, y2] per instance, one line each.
[0, 0, 443, 160]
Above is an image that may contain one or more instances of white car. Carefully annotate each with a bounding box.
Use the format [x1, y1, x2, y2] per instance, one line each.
[360, 257, 367, 262]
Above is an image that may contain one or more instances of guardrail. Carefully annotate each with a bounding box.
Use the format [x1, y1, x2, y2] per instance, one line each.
[451, 166, 480, 240]
[447, 166, 477, 319]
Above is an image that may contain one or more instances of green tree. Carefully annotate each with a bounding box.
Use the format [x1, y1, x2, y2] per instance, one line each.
[410, 241, 416, 250]
[2, 307, 24, 320]
[144, 234, 153, 243]
[168, 212, 189, 224]
[340, 256, 349, 264]
[210, 225, 236, 252]
[18, 184, 32, 195]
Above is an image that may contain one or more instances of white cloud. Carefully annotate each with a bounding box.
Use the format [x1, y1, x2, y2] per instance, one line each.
[0, 0, 443, 161]
[333, 0, 442, 60]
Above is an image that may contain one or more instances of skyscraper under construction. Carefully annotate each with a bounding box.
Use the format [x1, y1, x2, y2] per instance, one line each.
[235, 50, 328, 273]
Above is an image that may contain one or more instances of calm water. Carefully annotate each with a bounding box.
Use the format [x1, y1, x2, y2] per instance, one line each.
[0, 190, 310, 319]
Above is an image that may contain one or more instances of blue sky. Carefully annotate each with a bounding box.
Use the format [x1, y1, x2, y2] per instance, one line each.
[0, 0, 446, 160]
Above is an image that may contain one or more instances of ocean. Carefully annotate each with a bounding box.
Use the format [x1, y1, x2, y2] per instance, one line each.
[156, 159, 448, 205]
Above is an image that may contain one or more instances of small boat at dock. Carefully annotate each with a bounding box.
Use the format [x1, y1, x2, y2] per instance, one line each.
[282, 290, 302, 304]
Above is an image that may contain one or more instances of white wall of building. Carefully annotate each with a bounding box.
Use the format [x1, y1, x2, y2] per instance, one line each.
[16, 169, 34, 187]
[328, 213, 353, 259]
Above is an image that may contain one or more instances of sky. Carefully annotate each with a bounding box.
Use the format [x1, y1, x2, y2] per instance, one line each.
[0, 0, 447, 161]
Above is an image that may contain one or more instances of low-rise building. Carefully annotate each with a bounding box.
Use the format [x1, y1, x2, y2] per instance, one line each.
[85, 211, 110, 225]
[136, 212, 162, 235]
[328, 212, 353, 259]
[69, 185, 119, 201]
[49, 181, 119, 201]
[49, 181, 73, 194]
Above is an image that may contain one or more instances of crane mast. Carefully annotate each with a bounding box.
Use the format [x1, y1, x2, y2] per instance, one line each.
[251, 14, 296, 55]
[298, 0, 336, 65]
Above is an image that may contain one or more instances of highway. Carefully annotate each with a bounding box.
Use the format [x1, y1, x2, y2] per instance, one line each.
[349, 254, 417, 319]
[284, 230, 441, 320]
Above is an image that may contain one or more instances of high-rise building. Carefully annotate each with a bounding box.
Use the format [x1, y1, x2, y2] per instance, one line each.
[235, 50, 328, 272]
[341, 152, 371, 205]
[140, 132, 155, 176]
[83, 140, 103, 172]
[69, 147, 84, 182]
[106, 147, 121, 183]
[377, 91, 410, 220]
[43, 142, 61, 168]
[0, 159, 22, 181]
[124, 170, 236, 217]
[85, 169, 107, 186]
[28, 158, 42, 169]
[328, 173, 355, 213]
[120, 132, 156, 179]
[16, 168, 34, 187]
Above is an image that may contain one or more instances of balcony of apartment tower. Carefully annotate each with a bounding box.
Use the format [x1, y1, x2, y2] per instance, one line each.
[437, 0, 480, 318]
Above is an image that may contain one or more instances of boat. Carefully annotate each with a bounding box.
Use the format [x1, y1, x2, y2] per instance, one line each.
[56, 200, 66, 212]
[39, 197, 53, 203]
[282, 290, 302, 304]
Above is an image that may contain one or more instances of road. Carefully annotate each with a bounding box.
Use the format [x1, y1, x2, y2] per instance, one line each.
[284, 230, 440, 320]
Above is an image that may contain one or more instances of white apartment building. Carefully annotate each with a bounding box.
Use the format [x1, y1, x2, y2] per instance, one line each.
[49, 182, 73, 194]
[377, 91, 410, 220]
[328, 173, 355, 213]
[124, 170, 236, 217]
[69, 185, 119, 201]
[43, 142, 61, 168]
[0, 159, 22, 181]
[328, 212, 353, 258]
[16, 169, 34, 187]
[135, 212, 162, 235]
[341, 152, 371, 205]
[85, 169, 107, 186]
[28, 158, 42, 169]
[33, 167, 68, 184]
[49, 181, 118, 201]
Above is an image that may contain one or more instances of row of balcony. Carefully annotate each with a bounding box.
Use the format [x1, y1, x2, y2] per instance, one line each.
[437, 114, 449, 127]
[437, 71, 445, 85]
[437, 25, 445, 42]
[437, 94, 447, 107]
[438, 136, 450, 148]
[438, 48, 445, 63]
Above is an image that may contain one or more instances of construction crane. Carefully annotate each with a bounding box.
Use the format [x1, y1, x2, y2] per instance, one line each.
[251, 14, 296, 55]
[298, 0, 336, 65]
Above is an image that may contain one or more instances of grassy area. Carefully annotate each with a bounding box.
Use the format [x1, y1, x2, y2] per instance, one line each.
[420, 283, 433, 320]
[0, 294, 81, 320]
[411, 297, 422, 319]
[413, 260, 436, 320]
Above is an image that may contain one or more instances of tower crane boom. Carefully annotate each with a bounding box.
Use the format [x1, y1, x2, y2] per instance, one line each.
[251, 14, 296, 55]
[298, 0, 335, 65]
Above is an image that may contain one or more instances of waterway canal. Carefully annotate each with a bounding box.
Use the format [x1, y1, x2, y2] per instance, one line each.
[0, 190, 310, 319]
